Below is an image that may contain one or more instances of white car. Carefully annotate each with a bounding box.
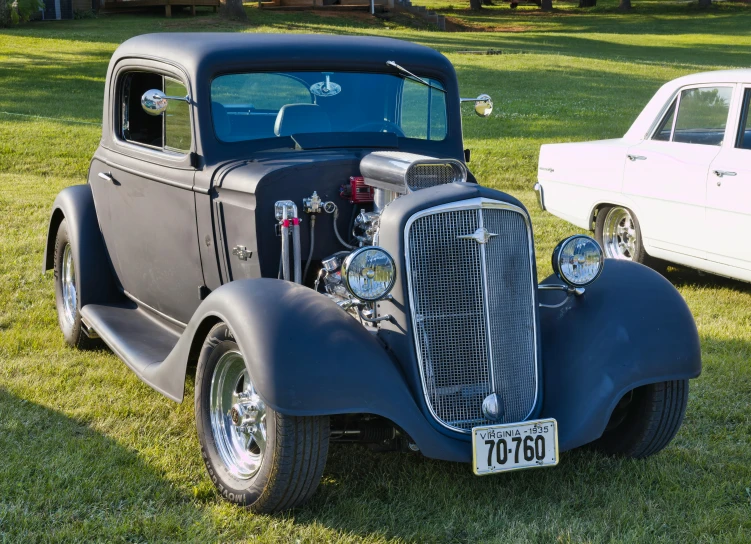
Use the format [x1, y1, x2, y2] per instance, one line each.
[536, 69, 751, 282]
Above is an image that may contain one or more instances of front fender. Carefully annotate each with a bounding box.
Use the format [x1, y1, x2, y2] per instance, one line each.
[538, 259, 701, 451]
[148, 278, 470, 462]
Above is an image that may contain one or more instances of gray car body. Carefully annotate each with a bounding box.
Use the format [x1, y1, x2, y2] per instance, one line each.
[43, 33, 701, 463]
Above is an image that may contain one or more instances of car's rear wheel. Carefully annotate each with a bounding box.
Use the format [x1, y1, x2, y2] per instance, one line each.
[595, 206, 665, 271]
[592, 380, 688, 459]
[53, 219, 98, 349]
[195, 323, 329, 512]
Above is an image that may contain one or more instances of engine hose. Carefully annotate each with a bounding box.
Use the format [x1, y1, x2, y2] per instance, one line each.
[325, 202, 356, 250]
[292, 218, 302, 284]
[281, 219, 290, 281]
[303, 214, 316, 284]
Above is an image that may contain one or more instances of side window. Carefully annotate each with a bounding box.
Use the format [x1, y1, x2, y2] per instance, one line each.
[120, 72, 192, 153]
[652, 99, 676, 142]
[737, 89, 751, 151]
[672, 87, 732, 146]
[400, 78, 447, 141]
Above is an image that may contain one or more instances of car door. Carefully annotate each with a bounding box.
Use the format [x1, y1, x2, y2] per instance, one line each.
[90, 67, 204, 324]
[622, 85, 734, 260]
[705, 85, 751, 272]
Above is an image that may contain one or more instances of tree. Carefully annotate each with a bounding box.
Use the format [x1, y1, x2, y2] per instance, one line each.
[541, 0, 552, 10]
[698, 0, 711, 7]
[619, 0, 631, 9]
[469, 0, 482, 10]
[578, 0, 596, 6]
[220, 0, 247, 20]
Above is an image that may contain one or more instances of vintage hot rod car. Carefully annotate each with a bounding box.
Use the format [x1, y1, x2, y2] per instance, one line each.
[44, 34, 701, 513]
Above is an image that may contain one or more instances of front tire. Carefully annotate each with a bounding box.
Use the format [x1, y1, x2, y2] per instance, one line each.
[592, 380, 688, 459]
[195, 323, 329, 512]
[53, 219, 98, 349]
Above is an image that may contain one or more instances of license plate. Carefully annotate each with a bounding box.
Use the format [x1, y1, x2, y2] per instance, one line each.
[472, 418, 559, 476]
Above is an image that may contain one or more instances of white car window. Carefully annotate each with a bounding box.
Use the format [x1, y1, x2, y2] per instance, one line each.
[673, 87, 732, 146]
[737, 89, 751, 151]
[652, 99, 676, 142]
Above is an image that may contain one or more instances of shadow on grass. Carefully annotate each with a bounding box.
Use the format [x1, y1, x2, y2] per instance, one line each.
[0, 387, 191, 541]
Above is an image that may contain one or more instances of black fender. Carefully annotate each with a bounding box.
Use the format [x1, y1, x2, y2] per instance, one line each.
[538, 259, 701, 451]
[147, 278, 470, 462]
[42, 184, 120, 306]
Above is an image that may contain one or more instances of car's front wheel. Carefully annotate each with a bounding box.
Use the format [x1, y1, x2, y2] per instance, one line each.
[592, 380, 688, 459]
[195, 323, 329, 512]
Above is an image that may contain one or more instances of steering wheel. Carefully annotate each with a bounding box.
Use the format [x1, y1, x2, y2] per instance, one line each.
[350, 121, 405, 137]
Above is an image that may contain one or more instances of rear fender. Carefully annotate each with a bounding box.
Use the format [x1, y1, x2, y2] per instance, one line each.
[43, 184, 120, 306]
[538, 259, 701, 451]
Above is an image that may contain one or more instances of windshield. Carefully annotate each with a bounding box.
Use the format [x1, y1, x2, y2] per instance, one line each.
[210, 71, 447, 144]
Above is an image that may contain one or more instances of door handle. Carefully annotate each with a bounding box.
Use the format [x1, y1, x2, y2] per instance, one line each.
[713, 170, 737, 178]
[627, 155, 647, 161]
[98, 171, 114, 183]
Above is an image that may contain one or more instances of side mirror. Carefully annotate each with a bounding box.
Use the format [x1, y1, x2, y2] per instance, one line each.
[141, 89, 191, 116]
[141, 89, 169, 116]
[474, 94, 493, 117]
[461, 94, 493, 118]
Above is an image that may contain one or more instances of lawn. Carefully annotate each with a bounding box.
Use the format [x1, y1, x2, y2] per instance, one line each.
[2, 3, 751, 542]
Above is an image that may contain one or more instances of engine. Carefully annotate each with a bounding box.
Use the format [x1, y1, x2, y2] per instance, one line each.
[299, 152, 468, 322]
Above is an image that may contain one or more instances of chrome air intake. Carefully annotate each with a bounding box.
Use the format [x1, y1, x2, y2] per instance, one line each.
[404, 198, 538, 433]
[360, 152, 467, 212]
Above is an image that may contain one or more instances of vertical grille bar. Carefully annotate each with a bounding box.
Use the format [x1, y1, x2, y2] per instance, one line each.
[405, 200, 538, 433]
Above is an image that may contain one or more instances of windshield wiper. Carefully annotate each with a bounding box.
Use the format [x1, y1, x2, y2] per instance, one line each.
[386, 60, 447, 94]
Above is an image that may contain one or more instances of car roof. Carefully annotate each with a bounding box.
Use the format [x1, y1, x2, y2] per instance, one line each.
[670, 69, 751, 86]
[110, 33, 454, 81]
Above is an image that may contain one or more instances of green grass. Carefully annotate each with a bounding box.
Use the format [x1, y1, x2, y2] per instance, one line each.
[2, 4, 751, 542]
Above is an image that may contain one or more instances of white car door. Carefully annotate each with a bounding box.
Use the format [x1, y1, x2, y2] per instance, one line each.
[622, 85, 734, 260]
[705, 85, 751, 272]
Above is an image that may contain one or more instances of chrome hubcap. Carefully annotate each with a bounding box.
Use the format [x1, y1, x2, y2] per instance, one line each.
[209, 350, 266, 480]
[602, 207, 637, 260]
[61, 243, 77, 326]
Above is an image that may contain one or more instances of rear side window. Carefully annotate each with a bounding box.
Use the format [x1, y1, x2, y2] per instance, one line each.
[652, 100, 676, 142]
[652, 87, 732, 146]
[737, 89, 751, 150]
[673, 87, 732, 146]
[120, 72, 192, 153]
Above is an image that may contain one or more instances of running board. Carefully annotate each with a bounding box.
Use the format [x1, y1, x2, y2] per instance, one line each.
[80, 302, 183, 390]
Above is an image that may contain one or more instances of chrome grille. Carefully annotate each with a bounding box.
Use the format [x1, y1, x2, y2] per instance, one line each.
[406, 200, 538, 432]
[406, 163, 459, 191]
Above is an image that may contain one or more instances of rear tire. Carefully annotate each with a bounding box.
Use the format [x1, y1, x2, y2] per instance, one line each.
[195, 323, 329, 512]
[53, 219, 98, 349]
[595, 205, 666, 273]
[592, 380, 688, 459]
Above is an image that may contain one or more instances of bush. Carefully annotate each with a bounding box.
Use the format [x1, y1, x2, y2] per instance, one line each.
[1, 0, 44, 26]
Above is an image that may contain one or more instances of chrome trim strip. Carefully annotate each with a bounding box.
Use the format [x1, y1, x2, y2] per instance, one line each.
[404, 197, 539, 434]
[123, 289, 188, 328]
[476, 208, 496, 395]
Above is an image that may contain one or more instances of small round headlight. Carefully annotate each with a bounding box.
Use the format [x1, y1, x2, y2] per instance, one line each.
[552, 235, 604, 287]
[342, 247, 396, 302]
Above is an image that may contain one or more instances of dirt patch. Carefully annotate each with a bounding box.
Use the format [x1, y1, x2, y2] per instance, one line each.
[445, 16, 531, 32]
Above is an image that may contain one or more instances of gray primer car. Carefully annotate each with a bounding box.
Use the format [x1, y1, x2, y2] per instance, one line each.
[43, 33, 701, 512]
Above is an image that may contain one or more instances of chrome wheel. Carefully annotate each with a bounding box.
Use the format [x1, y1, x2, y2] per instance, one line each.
[61, 243, 77, 326]
[602, 207, 637, 260]
[209, 351, 267, 480]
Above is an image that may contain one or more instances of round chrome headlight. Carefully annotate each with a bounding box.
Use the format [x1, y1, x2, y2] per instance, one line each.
[552, 235, 604, 287]
[342, 247, 396, 302]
